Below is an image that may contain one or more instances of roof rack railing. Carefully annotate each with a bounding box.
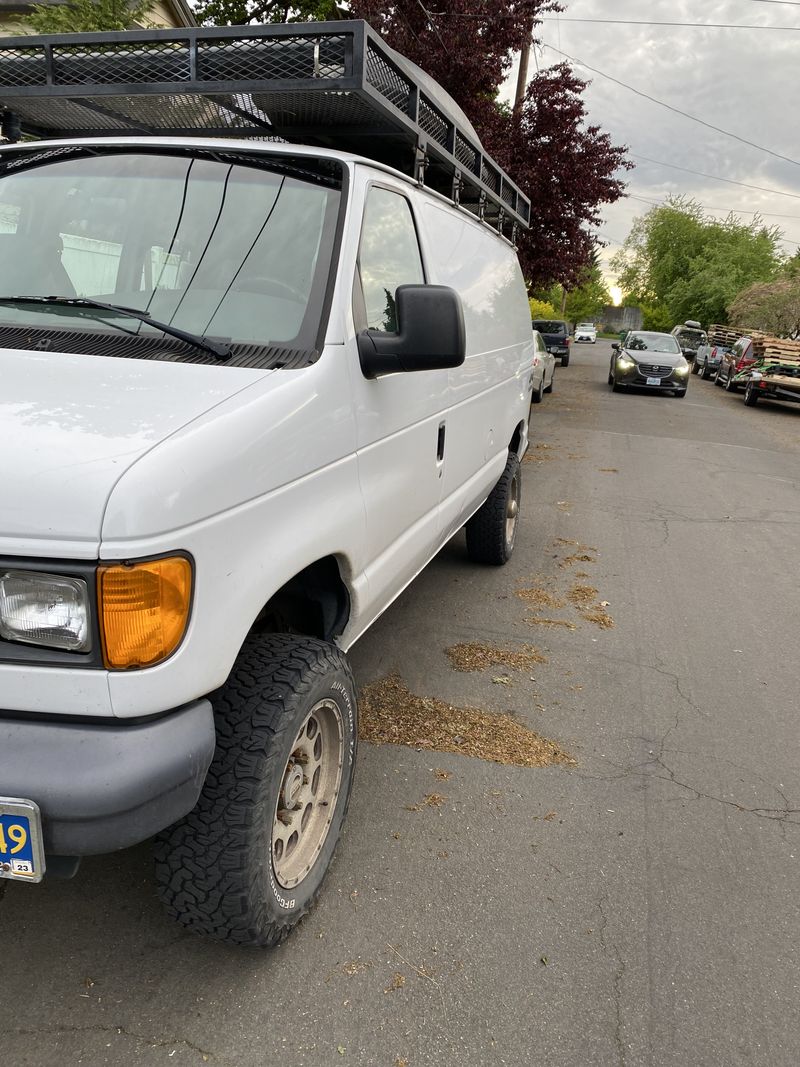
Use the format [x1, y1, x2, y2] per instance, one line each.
[0, 20, 530, 237]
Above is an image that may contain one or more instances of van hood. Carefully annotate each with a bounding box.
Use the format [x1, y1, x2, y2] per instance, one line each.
[1, 349, 266, 549]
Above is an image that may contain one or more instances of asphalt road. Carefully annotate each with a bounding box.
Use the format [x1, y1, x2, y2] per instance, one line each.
[3, 340, 800, 1067]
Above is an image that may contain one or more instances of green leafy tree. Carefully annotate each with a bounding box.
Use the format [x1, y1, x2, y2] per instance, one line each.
[564, 251, 611, 323]
[638, 301, 672, 332]
[728, 278, 800, 338]
[193, 0, 339, 24]
[612, 197, 784, 326]
[27, 0, 152, 32]
[529, 297, 560, 320]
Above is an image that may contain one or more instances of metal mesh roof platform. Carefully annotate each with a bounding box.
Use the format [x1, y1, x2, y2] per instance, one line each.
[0, 20, 530, 234]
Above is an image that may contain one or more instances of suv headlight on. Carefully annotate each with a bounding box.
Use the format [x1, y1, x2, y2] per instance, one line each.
[674, 364, 690, 377]
[616, 355, 635, 370]
[0, 571, 91, 651]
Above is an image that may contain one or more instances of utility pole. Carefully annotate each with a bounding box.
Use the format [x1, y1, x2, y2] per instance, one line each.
[513, 18, 535, 117]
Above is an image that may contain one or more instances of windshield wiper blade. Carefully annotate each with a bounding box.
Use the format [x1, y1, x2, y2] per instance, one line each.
[0, 295, 232, 361]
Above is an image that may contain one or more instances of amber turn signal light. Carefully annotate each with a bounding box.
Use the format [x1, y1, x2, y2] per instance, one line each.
[98, 556, 192, 669]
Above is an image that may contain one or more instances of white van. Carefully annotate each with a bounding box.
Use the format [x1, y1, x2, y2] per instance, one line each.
[0, 21, 534, 944]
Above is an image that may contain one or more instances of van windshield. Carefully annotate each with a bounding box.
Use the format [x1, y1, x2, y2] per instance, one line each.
[0, 150, 342, 352]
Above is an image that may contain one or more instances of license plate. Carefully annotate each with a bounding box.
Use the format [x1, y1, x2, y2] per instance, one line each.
[0, 798, 45, 883]
[646, 376, 661, 386]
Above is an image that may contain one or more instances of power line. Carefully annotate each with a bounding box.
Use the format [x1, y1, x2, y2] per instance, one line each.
[630, 153, 800, 201]
[543, 44, 800, 170]
[541, 17, 800, 30]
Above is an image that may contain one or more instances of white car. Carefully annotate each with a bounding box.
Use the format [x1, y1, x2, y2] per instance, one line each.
[0, 23, 537, 946]
[531, 329, 556, 402]
[575, 322, 597, 343]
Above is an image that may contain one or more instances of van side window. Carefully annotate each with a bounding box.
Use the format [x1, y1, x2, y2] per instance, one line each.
[358, 187, 424, 332]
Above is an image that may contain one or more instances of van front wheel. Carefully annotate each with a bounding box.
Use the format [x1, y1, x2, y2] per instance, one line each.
[465, 452, 521, 565]
[154, 634, 357, 947]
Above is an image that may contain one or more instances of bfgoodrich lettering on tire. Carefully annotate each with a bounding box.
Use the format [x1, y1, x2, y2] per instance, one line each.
[154, 634, 357, 947]
[465, 452, 521, 565]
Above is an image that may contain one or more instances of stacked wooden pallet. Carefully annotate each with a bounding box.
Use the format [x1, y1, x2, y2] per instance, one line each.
[758, 337, 800, 363]
[707, 324, 745, 347]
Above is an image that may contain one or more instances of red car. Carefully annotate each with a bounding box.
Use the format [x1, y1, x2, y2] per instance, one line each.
[714, 336, 756, 391]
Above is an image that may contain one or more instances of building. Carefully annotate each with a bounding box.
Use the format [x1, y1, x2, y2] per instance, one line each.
[0, 0, 196, 34]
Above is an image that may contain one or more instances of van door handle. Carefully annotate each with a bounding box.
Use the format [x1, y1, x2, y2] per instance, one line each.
[437, 422, 446, 462]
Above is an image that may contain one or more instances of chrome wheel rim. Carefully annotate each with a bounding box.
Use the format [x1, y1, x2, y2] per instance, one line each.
[272, 698, 344, 890]
[506, 473, 520, 547]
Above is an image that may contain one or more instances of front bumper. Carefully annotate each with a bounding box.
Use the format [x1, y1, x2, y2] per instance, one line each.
[0, 700, 215, 856]
[616, 367, 688, 391]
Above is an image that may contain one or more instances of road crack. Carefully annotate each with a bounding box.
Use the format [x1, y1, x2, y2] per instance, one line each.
[0, 1024, 219, 1062]
[597, 894, 626, 1066]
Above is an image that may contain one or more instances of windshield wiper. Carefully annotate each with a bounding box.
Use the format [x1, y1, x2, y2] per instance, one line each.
[0, 295, 231, 361]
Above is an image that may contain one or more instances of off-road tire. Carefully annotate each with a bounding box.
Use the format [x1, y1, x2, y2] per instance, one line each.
[154, 634, 357, 947]
[465, 452, 521, 566]
[744, 382, 759, 406]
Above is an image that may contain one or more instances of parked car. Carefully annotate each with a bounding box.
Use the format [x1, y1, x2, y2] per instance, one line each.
[531, 329, 556, 402]
[608, 331, 690, 396]
[0, 23, 537, 946]
[693, 341, 730, 380]
[714, 336, 755, 390]
[742, 362, 800, 407]
[532, 318, 571, 366]
[574, 322, 597, 343]
[671, 320, 707, 362]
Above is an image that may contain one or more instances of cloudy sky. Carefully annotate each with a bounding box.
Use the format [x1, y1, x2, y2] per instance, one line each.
[498, 0, 800, 289]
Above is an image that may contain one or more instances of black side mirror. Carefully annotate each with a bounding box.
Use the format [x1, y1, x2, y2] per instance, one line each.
[611, 342, 620, 351]
[358, 284, 466, 378]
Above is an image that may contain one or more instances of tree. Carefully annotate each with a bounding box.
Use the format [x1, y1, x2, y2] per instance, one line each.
[563, 249, 612, 323]
[193, 0, 338, 25]
[612, 197, 784, 326]
[529, 297, 559, 320]
[27, 0, 152, 32]
[728, 278, 800, 338]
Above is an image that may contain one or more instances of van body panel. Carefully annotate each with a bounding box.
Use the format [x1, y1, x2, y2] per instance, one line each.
[0, 348, 266, 546]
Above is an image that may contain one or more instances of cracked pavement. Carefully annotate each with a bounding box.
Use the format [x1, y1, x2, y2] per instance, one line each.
[2, 341, 799, 1066]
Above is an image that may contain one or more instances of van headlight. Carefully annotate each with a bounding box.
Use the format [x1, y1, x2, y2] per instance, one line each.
[0, 571, 91, 651]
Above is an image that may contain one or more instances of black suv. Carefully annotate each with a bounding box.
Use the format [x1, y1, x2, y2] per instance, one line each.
[532, 320, 571, 366]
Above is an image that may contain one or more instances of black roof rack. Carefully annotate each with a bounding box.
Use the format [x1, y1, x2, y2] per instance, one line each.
[0, 20, 530, 235]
